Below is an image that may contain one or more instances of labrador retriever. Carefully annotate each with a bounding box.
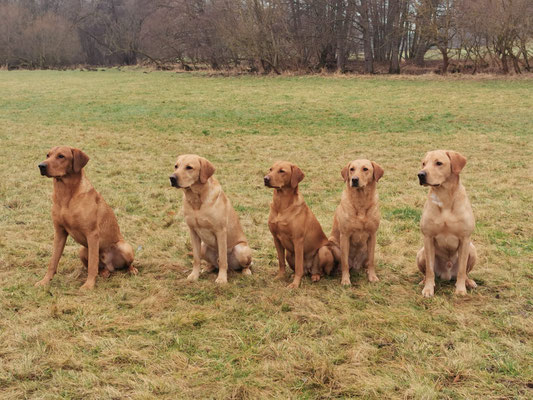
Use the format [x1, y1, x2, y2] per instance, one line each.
[169, 154, 252, 284]
[35, 146, 136, 290]
[330, 159, 384, 286]
[264, 161, 336, 288]
[417, 150, 477, 297]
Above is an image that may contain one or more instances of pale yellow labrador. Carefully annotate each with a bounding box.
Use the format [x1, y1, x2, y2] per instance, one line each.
[416, 150, 477, 297]
[169, 154, 252, 284]
[329, 159, 384, 286]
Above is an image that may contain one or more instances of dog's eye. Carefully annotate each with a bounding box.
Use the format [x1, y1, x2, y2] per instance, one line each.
[58, 154, 64, 159]
[363, 167, 368, 171]
[46, 154, 49, 158]
[186, 165, 193, 170]
[350, 168, 355, 172]
[422, 162, 426, 167]
[279, 169, 285, 173]
[174, 164, 178, 169]
[436, 161, 443, 166]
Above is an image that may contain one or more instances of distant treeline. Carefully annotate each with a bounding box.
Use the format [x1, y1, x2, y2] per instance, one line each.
[0, 0, 531, 74]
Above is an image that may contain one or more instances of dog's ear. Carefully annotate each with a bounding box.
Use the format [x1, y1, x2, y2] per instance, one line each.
[446, 151, 466, 175]
[199, 157, 215, 183]
[290, 164, 305, 188]
[341, 163, 350, 182]
[371, 161, 384, 182]
[72, 148, 89, 173]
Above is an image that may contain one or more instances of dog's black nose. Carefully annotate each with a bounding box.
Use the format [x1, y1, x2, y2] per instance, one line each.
[169, 175, 178, 187]
[418, 171, 426, 185]
[351, 177, 359, 187]
[38, 163, 47, 175]
[264, 176, 270, 186]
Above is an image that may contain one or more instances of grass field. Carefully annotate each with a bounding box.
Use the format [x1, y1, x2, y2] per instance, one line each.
[0, 70, 532, 399]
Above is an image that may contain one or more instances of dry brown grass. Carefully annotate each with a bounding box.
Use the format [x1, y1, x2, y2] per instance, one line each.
[0, 70, 531, 399]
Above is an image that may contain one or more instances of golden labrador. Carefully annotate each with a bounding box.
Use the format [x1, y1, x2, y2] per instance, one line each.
[330, 159, 384, 286]
[36, 146, 136, 290]
[264, 161, 336, 288]
[416, 150, 477, 297]
[169, 154, 252, 284]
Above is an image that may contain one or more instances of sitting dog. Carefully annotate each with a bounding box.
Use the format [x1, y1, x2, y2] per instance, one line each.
[36, 146, 136, 290]
[416, 150, 477, 297]
[264, 161, 336, 288]
[329, 159, 384, 286]
[169, 154, 252, 284]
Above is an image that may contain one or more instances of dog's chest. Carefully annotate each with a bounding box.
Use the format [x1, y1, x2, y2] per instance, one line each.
[268, 210, 295, 235]
[269, 213, 288, 229]
[341, 206, 378, 235]
[422, 207, 466, 236]
[268, 211, 298, 248]
[184, 208, 219, 246]
[54, 205, 89, 245]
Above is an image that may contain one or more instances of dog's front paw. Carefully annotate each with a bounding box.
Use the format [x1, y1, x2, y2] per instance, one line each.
[34, 278, 51, 287]
[80, 280, 95, 290]
[274, 271, 285, 280]
[311, 274, 321, 282]
[99, 269, 111, 278]
[215, 274, 228, 284]
[241, 268, 252, 276]
[128, 265, 138, 275]
[287, 280, 300, 289]
[455, 283, 467, 296]
[466, 278, 477, 289]
[367, 273, 379, 283]
[422, 284, 434, 297]
[340, 275, 351, 286]
[187, 271, 200, 282]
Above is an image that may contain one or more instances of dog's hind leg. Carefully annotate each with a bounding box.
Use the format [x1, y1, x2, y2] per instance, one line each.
[314, 246, 334, 282]
[466, 243, 477, 289]
[231, 243, 252, 275]
[201, 243, 218, 273]
[102, 241, 136, 275]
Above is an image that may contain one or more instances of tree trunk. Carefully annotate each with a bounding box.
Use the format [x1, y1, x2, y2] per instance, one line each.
[441, 48, 449, 74]
[520, 40, 531, 72]
[360, 0, 374, 74]
[335, 0, 347, 72]
[414, 44, 426, 67]
[388, 0, 401, 74]
[336, 0, 356, 73]
[501, 52, 509, 74]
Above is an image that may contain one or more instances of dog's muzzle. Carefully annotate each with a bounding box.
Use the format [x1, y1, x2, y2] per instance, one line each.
[169, 175, 179, 188]
[417, 171, 427, 185]
[264, 176, 271, 187]
[351, 177, 359, 187]
[38, 163, 47, 176]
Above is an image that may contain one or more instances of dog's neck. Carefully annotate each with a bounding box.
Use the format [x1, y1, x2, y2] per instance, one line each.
[272, 186, 300, 212]
[345, 182, 377, 212]
[183, 179, 213, 209]
[52, 171, 89, 203]
[428, 174, 461, 209]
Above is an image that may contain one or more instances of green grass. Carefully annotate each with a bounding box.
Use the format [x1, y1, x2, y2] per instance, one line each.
[0, 69, 532, 399]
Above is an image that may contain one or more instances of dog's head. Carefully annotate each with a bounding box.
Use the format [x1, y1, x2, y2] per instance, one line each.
[38, 146, 89, 178]
[418, 150, 466, 187]
[341, 159, 383, 189]
[264, 161, 304, 189]
[169, 154, 215, 189]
